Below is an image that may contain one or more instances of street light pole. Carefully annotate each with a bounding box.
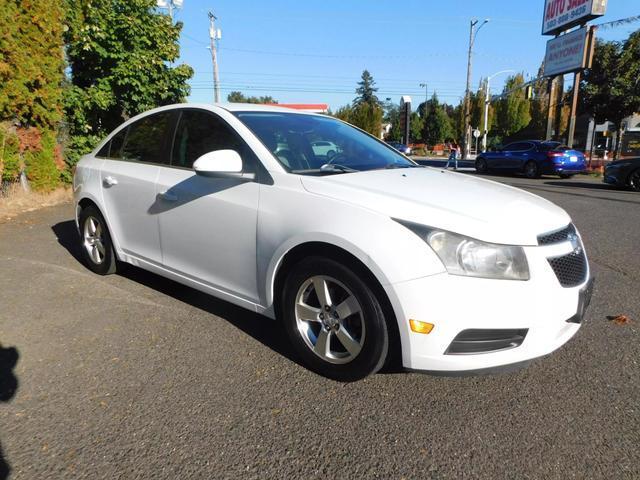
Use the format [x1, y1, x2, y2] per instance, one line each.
[419, 83, 428, 118]
[482, 70, 514, 152]
[462, 18, 489, 160]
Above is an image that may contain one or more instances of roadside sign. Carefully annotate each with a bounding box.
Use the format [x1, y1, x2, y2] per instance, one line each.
[473, 129, 481, 138]
[543, 27, 595, 77]
[542, 0, 607, 36]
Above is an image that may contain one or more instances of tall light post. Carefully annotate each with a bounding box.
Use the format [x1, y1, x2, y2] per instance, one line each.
[462, 18, 489, 159]
[482, 70, 514, 152]
[419, 83, 428, 117]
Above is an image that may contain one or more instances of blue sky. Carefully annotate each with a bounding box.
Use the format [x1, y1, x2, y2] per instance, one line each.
[170, 0, 639, 109]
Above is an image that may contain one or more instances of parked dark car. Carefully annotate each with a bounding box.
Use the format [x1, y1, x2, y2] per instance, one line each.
[603, 157, 640, 191]
[387, 142, 412, 156]
[476, 141, 587, 178]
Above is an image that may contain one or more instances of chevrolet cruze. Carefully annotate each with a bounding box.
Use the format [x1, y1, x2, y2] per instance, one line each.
[73, 103, 593, 381]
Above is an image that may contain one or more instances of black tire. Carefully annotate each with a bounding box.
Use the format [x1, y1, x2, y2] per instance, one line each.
[628, 168, 640, 192]
[78, 205, 118, 275]
[475, 157, 488, 174]
[559, 173, 573, 179]
[281, 256, 389, 382]
[524, 160, 540, 179]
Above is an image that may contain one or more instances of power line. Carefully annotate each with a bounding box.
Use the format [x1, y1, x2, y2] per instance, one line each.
[595, 15, 640, 30]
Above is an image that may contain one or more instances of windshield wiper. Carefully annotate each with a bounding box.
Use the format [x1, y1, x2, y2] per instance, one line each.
[320, 164, 358, 173]
[384, 163, 421, 169]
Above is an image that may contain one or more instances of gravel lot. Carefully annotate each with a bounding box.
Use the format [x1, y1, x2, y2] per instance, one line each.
[0, 171, 638, 479]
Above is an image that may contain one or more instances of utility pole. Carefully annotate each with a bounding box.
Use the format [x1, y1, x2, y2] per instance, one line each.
[462, 19, 488, 160]
[208, 11, 221, 103]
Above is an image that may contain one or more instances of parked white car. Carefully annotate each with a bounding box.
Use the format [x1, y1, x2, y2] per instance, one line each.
[73, 103, 593, 381]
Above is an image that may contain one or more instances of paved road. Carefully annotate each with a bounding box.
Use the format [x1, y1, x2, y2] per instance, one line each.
[0, 172, 638, 479]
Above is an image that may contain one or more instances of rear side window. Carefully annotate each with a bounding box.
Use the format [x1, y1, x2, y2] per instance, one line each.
[171, 110, 246, 169]
[506, 142, 531, 152]
[96, 128, 126, 159]
[121, 112, 174, 164]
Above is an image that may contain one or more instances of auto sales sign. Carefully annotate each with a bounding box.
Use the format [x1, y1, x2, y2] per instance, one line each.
[542, 0, 607, 35]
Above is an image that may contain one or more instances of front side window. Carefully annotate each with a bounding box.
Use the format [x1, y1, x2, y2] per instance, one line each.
[234, 112, 416, 174]
[121, 112, 173, 164]
[171, 110, 246, 169]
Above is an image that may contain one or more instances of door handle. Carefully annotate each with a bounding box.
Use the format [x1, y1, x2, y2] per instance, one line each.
[103, 176, 118, 187]
[158, 190, 178, 202]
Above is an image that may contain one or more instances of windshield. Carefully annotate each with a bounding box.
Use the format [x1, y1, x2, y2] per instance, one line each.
[234, 111, 417, 174]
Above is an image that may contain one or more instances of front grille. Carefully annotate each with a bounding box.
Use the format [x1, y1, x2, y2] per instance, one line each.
[548, 250, 588, 287]
[538, 224, 575, 245]
[445, 329, 528, 355]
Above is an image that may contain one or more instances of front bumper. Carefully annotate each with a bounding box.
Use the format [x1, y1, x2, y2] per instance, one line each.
[385, 244, 591, 374]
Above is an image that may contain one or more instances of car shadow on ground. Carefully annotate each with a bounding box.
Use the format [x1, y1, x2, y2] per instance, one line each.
[0, 344, 19, 480]
[51, 220, 305, 373]
[51, 219, 403, 376]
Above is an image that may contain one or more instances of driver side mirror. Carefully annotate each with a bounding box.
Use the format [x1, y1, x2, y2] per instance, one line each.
[193, 150, 251, 179]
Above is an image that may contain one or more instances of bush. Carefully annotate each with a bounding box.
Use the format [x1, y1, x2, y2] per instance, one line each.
[23, 130, 60, 192]
[0, 125, 21, 182]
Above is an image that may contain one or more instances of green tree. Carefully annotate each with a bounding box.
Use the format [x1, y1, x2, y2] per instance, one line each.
[64, 0, 193, 169]
[410, 111, 424, 143]
[0, 0, 65, 129]
[423, 93, 453, 145]
[581, 30, 640, 158]
[529, 63, 550, 139]
[353, 70, 380, 107]
[227, 91, 278, 104]
[0, 0, 65, 190]
[334, 102, 382, 137]
[496, 73, 531, 137]
[383, 104, 402, 141]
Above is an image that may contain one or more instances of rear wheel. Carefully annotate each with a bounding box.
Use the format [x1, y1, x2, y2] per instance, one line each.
[524, 161, 540, 179]
[475, 157, 488, 174]
[282, 257, 389, 381]
[78, 205, 117, 275]
[629, 168, 640, 192]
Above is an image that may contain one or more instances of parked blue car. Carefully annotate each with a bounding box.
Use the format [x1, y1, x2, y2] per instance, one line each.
[475, 141, 587, 178]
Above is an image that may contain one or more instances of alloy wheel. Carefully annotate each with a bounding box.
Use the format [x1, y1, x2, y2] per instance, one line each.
[294, 275, 365, 364]
[83, 216, 106, 265]
[630, 170, 640, 191]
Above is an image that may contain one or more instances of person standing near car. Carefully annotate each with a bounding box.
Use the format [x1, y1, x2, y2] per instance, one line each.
[445, 140, 459, 170]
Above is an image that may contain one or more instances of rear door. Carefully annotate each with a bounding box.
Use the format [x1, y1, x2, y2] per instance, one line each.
[100, 110, 176, 263]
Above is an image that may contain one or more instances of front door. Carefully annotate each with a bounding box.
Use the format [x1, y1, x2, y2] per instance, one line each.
[155, 109, 260, 303]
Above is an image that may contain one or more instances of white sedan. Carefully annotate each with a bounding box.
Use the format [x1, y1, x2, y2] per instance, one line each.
[73, 103, 593, 381]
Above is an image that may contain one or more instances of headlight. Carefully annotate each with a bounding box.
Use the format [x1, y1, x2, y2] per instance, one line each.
[396, 220, 530, 281]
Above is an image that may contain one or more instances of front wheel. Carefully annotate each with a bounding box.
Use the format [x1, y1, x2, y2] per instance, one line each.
[78, 205, 118, 275]
[282, 257, 389, 381]
[475, 157, 488, 174]
[628, 168, 640, 192]
[524, 160, 540, 179]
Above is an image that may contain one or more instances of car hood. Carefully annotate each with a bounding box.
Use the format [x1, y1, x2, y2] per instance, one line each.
[300, 167, 571, 246]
